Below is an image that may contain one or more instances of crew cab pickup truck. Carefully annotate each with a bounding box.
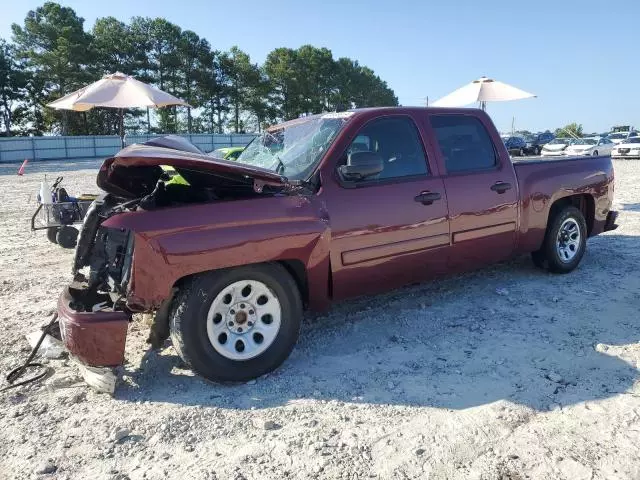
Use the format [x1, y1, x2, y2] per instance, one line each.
[58, 107, 618, 384]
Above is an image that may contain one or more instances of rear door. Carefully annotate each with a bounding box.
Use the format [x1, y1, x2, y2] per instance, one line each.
[427, 113, 519, 270]
[322, 114, 450, 300]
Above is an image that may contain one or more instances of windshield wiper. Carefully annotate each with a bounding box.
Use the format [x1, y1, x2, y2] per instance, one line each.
[274, 155, 285, 175]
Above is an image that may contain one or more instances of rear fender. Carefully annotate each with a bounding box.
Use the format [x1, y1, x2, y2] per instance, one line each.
[514, 158, 613, 254]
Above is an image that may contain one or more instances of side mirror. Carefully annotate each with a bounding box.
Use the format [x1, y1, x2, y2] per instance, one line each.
[338, 151, 384, 181]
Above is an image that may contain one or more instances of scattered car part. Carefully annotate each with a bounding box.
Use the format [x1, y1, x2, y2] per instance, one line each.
[1, 314, 59, 393]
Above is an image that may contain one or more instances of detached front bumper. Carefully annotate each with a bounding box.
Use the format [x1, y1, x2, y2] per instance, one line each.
[58, 287, 130, 367]
[604, 210, 619, 232]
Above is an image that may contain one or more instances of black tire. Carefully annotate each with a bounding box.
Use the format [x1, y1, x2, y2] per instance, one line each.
[535, 205, 587, 274]
[592, 150, 598, 156]
[46, 227, 59, 244]
[536, 146, 542, 156]
[56, 226, 78, 249]
[519, 148, 525, 156]
[169, 263, 303, 383]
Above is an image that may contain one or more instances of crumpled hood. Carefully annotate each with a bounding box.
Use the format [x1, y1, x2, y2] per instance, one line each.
[97, 143, 287, 198]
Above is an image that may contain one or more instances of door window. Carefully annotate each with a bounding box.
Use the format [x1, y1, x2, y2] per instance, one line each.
[430, 115, 497, 173]
[342, 116, 429, 183]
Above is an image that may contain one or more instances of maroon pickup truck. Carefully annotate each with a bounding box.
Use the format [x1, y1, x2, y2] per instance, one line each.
[58, 107, 618, 384]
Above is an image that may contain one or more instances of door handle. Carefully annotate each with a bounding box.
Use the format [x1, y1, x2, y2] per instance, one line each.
[414, 191, 441, 205]
[490, 182, 512, 194]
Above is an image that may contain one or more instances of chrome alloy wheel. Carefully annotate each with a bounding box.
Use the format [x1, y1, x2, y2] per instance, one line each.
[206, 280, 282, 361]
[556, 218, 581, 263]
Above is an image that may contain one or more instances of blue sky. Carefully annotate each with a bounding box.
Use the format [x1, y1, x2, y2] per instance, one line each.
[1, 0, 638, 133]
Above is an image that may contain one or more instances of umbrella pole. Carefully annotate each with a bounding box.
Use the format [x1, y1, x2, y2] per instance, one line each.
[119, 108, 124, 149]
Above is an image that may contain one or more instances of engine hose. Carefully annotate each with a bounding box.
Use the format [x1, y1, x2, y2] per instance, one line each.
[0, 314, 59, 393]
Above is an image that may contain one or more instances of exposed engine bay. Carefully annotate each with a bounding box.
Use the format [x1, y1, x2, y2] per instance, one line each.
[68, 185, 270, 314]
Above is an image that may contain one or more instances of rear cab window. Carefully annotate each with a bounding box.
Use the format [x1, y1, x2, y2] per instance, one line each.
[429, 114, 498, 174]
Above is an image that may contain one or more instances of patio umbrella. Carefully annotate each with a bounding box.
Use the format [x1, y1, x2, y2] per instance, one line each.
[432, 76, 536, 110]
[47, 72, 191, 147]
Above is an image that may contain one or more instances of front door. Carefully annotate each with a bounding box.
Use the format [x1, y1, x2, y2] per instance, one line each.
[322, 114, 450, 300]
[427, 113, 519, 271]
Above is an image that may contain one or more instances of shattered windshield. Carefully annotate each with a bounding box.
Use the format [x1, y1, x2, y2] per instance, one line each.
[236, 114, 350, 181]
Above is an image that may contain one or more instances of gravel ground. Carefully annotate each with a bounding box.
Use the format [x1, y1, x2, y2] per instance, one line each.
[0, 158, 639, 480]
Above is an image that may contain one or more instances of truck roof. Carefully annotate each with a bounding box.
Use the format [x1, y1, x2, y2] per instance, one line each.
[268, 106, 485, 131]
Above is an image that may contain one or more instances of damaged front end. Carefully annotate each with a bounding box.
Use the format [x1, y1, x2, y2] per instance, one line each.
[58, 194, 136, 370]
[56, 138, 292, 385]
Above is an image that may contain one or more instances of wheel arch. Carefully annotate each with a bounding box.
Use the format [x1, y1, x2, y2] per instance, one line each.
[277, 259, 309, 308]
[547, 193, 595, 235]
[169, 259, 315, 311]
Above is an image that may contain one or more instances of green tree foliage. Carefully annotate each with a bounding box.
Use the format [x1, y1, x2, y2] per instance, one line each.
[221, 46, 263, 133]
[11, 2, 93, 134]
[263, 47, 299, 120]
[331, 58, 398, 110]
[265, 48, 398, 120]
[555, 122, 583, 138]
[0, 39, 30, 135]
[88, 17, 139, 135]
[3, 2, 399, 136]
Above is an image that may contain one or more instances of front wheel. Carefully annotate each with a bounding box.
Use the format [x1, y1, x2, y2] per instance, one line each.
[592, 150, 599, 156]
[170, 264, 303, 383]
[519, 148, 525, 156]
[532, 206, 587, 273]
[46, 227, 59, 244]
[56, 225, 78, 249]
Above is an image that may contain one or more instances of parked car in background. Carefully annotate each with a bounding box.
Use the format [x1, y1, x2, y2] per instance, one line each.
[607, 131, 638, 144]
[208, 146, 245, 160]
[611, 137, 640, 159]
[611, 125, 633, 134]
[565, 137, 615, 156]
[524, 132, 555, 155]
[541, 138, 573, 157]
[57, 107, 618, 385]
[504, 136, 527, 156]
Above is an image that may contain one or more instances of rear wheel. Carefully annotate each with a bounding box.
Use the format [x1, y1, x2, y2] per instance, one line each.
[531, 206, 587, 273]
[169, 264, 302, 383]
[519, 148, 525, 156]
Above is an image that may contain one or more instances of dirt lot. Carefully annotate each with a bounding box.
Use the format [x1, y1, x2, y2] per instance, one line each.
[0, 158, 639, 480]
